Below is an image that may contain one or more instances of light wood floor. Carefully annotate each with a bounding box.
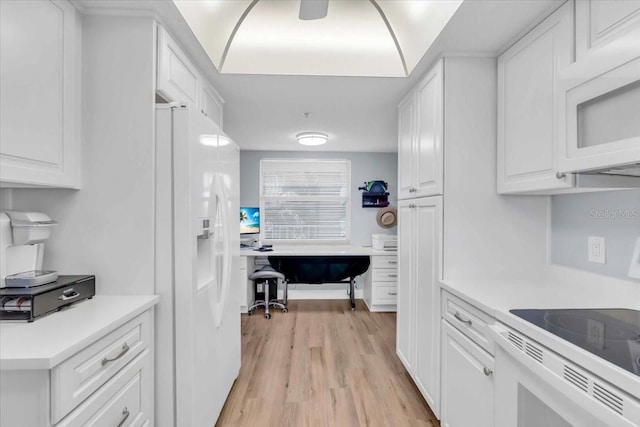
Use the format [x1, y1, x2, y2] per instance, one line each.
[216, 300, 439, 427]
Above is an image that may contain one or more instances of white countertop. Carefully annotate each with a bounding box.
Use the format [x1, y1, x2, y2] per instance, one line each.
[0, 295, 159, 370]
[440, 266, 640, 398]
[240, 244, 396, 256]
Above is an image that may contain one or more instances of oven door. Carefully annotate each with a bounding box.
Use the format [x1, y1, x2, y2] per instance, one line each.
[490, 323, 639, 427]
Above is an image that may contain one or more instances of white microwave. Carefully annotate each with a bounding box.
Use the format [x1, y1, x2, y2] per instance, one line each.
[557, 26, 640, 174]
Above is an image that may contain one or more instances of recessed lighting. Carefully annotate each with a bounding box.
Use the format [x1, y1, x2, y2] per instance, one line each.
[296, 132, 328, 146]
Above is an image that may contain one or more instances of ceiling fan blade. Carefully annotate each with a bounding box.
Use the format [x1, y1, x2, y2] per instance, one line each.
[299, 0, 328, 20]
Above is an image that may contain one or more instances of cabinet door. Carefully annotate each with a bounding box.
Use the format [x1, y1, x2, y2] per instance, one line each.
[441, 321, 494, 427]
[412, 195, 443, 417]
[497, 2, 573, 194]
[576, 0, 640, 58]
[200, 83, 224, 129]
[398, 96, 415, 200]
[157, 26, 199, 105]
[0, 0, 80, 188]
[414, 60, 444, 197]
[396, 200, 414, 370]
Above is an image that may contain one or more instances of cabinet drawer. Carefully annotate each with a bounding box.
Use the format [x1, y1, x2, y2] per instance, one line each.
[371, 256, 398, 268]
[441, 290, 494, 355]
[372, 269, 398, 282]
[51, 311, 152, 423]
[57, 349, 150, 427]
[373, 285, 398, 304]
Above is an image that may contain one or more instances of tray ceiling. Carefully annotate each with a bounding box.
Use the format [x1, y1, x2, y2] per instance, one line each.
[173, 0, 462, 77]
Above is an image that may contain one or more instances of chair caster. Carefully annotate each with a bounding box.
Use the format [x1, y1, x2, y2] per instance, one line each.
[282, 308, 288, 313]
[265, 313, 271, 319]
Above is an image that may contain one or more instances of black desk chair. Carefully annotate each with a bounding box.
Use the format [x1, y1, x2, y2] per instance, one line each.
[248, 265, 288, 319]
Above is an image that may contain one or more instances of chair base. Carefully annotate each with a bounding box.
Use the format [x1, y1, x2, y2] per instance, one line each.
[248, 299, 288, 319]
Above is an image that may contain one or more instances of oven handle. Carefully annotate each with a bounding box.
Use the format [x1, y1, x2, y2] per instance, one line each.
[487, 324, 636, 427]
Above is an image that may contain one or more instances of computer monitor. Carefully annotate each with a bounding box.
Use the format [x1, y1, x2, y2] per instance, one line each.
[240, 207, 260, 235]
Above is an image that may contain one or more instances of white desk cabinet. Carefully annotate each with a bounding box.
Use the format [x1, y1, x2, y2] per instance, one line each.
[0, 296, 157, 427]
[398, 60, 444, 200]
[363, 254, 397, 312]
[440, 289, 495, 427]
[497, 2, 573, 194]
[0, 0, 81, 188]
[397, 196, 442, 418]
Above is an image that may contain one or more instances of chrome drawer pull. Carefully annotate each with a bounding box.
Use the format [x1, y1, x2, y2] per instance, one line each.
[58, 288, 80, 301]
[388, 274, 397, 278]
[102, 343, 130, 366]
[388, 261, 397, 264]
[454, 312, 472, 326]
[483, 367, 493, 376]
[116, 407, 130, 427]
[388, 292, 397, 296]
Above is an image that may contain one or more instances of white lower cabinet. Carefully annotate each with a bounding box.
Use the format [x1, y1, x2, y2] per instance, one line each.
[363, 254, 398, 312]
[397, 196, 442, 417]
[0, 308, 154, 426]
[440, 289, 495, 427]
[441, 320, 494, 427]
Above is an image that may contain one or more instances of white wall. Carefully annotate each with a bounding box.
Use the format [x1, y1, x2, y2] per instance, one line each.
[10, 16, 157, 295]
[442, 57, 549, 281]
[239, 150, 398, 247]
[551, 189, 640, 282]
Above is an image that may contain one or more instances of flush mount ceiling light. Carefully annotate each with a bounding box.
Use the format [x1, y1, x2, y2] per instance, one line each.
[173, 0, 463, 77]
[297, 132, 328, 146]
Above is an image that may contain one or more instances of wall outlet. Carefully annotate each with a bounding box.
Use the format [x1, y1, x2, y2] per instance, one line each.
[629, 237, 640, 279]
[588, 236, 606, 264]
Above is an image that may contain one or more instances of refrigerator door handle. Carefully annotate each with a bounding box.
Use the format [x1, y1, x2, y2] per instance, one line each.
[214, 175, 231, 328]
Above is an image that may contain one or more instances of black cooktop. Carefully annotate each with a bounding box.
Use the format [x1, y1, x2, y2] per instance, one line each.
[510, 308, 640, 377]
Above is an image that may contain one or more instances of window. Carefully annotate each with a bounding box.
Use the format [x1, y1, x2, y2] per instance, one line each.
[260, 159, 351, 242]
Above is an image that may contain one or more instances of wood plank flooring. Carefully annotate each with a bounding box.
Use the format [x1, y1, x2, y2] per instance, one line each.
[216, 300, 439, 427]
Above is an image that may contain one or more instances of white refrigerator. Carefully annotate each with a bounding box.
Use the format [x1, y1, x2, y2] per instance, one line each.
[155, 104, 241, 427]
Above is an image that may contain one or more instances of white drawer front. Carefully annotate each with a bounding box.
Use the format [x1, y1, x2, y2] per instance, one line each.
[442, 291, 494, 355]
[371, 255, 398, 268]
[372, 269, 398, 282]
[373, 285, 398, 304]
[51, 311, 151, 423]
[57, 349, 151, 427]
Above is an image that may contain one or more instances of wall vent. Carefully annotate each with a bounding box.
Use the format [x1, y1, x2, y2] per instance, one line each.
[525, 342, 543, 363]
[563, 365, 588, 392]
[593, 383, 624, 415]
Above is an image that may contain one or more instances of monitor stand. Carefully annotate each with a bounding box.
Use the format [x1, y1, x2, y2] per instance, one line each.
[240, 235, 258, 248]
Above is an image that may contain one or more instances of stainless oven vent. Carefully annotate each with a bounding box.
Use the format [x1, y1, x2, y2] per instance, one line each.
[525, 342, 543, 363]
[593, 382, 624, 415]
[563, 365, 588, 392]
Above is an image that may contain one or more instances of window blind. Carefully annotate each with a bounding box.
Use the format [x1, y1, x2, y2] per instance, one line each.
[260, 159, 351, 242]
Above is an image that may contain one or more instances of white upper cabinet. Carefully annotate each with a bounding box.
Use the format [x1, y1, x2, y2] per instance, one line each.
[157, 25, 224, 129]
[497, 2, 573, 194]
[576, 0, 640, 58]
[0, 0, 81, 188]
[200, 83, 224, 129]
[398, 60, 444, 199]
[157, 26, 200, 106]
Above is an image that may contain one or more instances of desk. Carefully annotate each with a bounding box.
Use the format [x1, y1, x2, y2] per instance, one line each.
[239, 245, 398, 312]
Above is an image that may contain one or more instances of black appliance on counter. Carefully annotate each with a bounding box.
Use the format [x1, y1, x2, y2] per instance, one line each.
[511, 308, 640, 376]
[0, 275, 95, 322]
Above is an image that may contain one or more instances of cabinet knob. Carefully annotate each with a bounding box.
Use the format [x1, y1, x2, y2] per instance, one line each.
[555, 171, 567, 179]
[483, 367, 493, 376]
